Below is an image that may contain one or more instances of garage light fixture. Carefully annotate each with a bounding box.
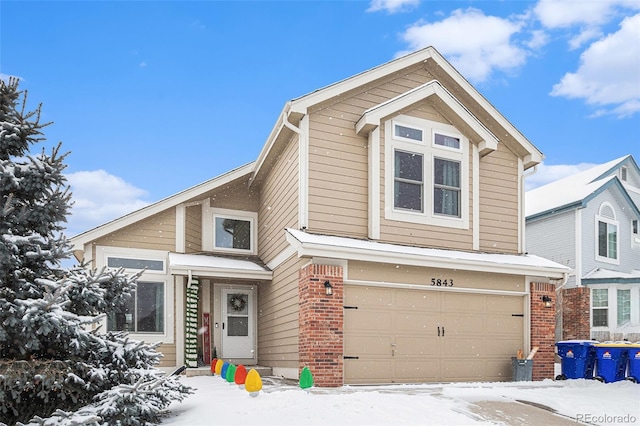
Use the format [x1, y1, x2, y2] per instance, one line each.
[541, 295, 552, 308]
[324, 280, 333, 296]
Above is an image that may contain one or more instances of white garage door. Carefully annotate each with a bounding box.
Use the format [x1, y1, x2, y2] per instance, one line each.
[344, 285, 525, 384]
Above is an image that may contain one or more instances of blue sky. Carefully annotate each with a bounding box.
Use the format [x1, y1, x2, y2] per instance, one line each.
[1, 0, 639, 237]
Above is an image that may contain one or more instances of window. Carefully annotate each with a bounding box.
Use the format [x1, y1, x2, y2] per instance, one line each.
[107, 257, 164, 272]
[108, 281, 164, 333]
[385, 116, 468, 229]
[394, 150, 423, 212]
[598, 221, 618, 259]
[620, 166, 628, 182]
[215, 217, 251, 250]
[433, 158, 461, 217]
[633, 220, 638, 235]
[592, 288, 608, 327]
[617, 289, 630, 325]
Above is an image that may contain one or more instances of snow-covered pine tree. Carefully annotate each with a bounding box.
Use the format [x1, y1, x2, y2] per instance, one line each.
[0, 78, 192, 425]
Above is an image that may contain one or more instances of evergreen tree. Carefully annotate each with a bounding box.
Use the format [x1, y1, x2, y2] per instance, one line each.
[0, 78, 192, 425]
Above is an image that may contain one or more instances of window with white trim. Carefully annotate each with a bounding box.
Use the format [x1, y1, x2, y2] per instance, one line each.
[596, 203, 619, 264]
[617, 288, 631, 325]
[592, 288, 608, 327]
[211, 209, 257, 254]
[385, 115, 468, 229]
[96, 247, 172, 344]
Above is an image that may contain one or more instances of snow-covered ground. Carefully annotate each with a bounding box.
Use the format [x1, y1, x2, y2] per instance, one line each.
[162, 374, 640, 426]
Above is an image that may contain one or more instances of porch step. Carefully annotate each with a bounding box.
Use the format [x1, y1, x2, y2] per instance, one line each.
[185, 365, 273, 377]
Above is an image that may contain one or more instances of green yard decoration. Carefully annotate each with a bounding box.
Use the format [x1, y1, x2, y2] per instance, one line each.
[300, 367, 314, 389]
[226, 364, 237, 383]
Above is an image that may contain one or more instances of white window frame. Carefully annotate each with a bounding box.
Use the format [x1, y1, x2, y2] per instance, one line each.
[385, 115, 469, 229]
[207, 208, 258, 255]
[591, 287, 609, 328]
[96, 246, 172, 344]
[595, 204, 619, 265]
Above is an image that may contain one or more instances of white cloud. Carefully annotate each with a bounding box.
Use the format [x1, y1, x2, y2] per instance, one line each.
[398, 8, 526, 82]
[550, 13, 640, 118]
[65, 170, 150, 237]
[568, 27, 602, 50]
[367, 0, 420, 14]
[525, 162, 597, 190]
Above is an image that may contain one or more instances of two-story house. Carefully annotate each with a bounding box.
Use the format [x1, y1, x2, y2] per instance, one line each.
[526, 155, 640, 343]
[70, 46, 570, 387]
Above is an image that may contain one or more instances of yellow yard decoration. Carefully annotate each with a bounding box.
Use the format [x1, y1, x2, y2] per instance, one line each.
[245, 368, 262, 397]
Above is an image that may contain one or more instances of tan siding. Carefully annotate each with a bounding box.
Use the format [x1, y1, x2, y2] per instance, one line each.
[348, 260, 526, 293]
[93, 209, 176, 251]
[479, 144, 519, 253]
[157, 343, 176, 367]
[258, 135, 299, 263]
[185, 205, 202, 253]
[257, 255, 302, 368]
[208, 178, 260, 212]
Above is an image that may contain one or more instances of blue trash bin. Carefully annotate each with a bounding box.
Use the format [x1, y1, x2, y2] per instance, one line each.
[555, 340, 597, 380]
[594, 343, 630, 383]
[625, 343, 640, 383]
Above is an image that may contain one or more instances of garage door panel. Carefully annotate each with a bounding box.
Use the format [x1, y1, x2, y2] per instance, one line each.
[486, 295, 523, 313]
[395, 290, 438, 310]
[442, 359, 486, 381]
[344, 310, 393, 332]
[440, 314, 486, 334]
[485, 336, 522, 356]
[345, 335, 393, 356]
[344, 360, 393, 384]
[442, 336, 486, 356]
[395, 360, 439, 381]
[441, 292, 486, 312]
[345, 286, 393, 307]
[395, 336, 438, 356]
[485, 359, 512, 381]
[394, 311, 438, 332]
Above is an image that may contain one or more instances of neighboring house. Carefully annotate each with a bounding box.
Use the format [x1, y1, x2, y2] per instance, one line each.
[70, 46, 570, 387]
[526, 155, 640, 343]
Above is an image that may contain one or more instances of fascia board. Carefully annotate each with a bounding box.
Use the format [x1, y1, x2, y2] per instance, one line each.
[170, 266, 272, 280]
[286, 232, 570, 278]
[70, 162, 255, 250]
[525, 202, 583, 223]
[250, 106, 288, 185]
[290, 47, 438, 115]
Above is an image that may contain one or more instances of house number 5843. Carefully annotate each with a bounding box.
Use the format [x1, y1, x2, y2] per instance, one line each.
[431, 278, 453, 287]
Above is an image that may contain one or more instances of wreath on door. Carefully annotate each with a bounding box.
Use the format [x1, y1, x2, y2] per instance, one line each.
[229, 294, 247, 312]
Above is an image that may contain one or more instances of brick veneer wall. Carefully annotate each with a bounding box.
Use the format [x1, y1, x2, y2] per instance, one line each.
[561, 287, 591, 340]
[298, 264, 344, 387]
[530, 282, 556, 381]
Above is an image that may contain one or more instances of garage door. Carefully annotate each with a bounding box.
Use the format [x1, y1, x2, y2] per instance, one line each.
[344, 285, 525, 384]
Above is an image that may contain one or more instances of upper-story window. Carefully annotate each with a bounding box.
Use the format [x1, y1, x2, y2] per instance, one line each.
[596, 202, 619, 264]
[211, 208, 257, 254]
[385, 115, 468, 229]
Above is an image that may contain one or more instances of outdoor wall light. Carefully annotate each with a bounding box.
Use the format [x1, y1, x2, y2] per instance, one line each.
[324, 280, 333, 296]
[541, 295, 552, 308]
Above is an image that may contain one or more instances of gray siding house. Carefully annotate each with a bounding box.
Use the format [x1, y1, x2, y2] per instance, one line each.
[526, 155, 640, 342]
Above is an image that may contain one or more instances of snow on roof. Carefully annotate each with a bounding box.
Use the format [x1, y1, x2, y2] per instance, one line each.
[582, 267, 640, 281]
[525, 155, 630, 218]
[286, 228, 571, 277]
[168, 252, 272, 280]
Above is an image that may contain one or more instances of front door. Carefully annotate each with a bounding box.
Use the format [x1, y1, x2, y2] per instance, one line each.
[221, 288, 254, 359]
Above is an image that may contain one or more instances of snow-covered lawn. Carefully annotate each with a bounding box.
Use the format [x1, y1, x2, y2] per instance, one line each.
[162, 375, 640, 425]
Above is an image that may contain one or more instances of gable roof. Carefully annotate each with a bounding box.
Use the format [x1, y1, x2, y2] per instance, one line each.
[525, 155, 640, 220]
[253, 46, 543, 181]
[70, 162, 254, 251]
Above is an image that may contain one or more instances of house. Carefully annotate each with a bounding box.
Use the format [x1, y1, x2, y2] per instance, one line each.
[525, 155, 640, 343]
[70, 46, 570, 387]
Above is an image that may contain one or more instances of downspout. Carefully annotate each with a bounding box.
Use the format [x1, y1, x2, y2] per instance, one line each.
[282, 102, 308, 231]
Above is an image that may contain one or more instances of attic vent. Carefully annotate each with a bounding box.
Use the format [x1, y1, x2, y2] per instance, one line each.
[598, 202, 616, 220]
[620, 166, 628, 182]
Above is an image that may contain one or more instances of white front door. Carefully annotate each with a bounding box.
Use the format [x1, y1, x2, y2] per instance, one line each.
[221, 288, 255, 359]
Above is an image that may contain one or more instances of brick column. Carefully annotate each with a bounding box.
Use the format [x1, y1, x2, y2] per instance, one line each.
[530, 282, 556, 381]
[561, 287, 591, 340]
[299, 264, 344, 387]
